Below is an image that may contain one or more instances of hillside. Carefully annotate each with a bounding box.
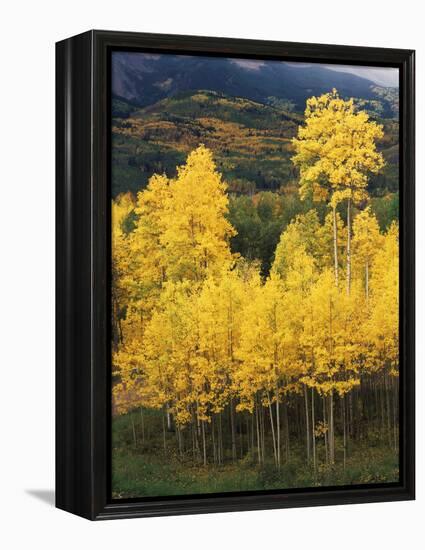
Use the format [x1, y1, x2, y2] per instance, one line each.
[111, 90, 399, 199]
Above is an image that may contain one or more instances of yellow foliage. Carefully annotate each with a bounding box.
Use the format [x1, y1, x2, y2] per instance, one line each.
[111, 140, 398, 428]
[292, 89, 385, 209]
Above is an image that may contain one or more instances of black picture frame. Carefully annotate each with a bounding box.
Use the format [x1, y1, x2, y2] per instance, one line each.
[56, 30, 415, 520]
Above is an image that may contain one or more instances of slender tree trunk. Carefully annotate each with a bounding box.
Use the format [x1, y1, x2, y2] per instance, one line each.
[323, 397, 329, 464]
[304, 384, 311, 463]
[255, 399, 261, 464]
[346, 197, 352, 295]
[373, 377, 379, 423]
[201, 420, 207, 466]
[311, 388, 316, 473]
[392, 377, 398, 451]
[246, 414, 254, 458]
[166, 407, 172, 431]
[162, 413, 167, 455]
[140, 407, 145, 443]
[385, 374, 391, 447]
[284, 398, 290, 461]
[212, 416, 217, 464]
[380, 378, 385, 439]
[342, 396, 347, 469]
[251, 409, 255, 454]
[267, 392, 278, 466]
[243, 414, 248, 455]
[276, 386, 281, 468]
[193, 409, 200, 461]
[329, 393, 335, 465]
[196, 403, 201, 437]
[239, 415, 244, 459]
[177, 425, 183, 457]
[259, 401, 263, 463]
[332, 205, 339, 287]
[131, 415, 137, 448]
[230, 398, 237, 462]
[191, 422, 195, 460]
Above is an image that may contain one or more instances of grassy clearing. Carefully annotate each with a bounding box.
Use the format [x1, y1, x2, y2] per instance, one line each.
[111, 412, 399, 499]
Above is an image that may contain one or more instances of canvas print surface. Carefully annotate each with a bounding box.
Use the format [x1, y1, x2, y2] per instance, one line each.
[111, 52, 399, 499]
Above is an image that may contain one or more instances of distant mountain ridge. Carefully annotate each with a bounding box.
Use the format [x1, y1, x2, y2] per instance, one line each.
[112, 52, 397, 116]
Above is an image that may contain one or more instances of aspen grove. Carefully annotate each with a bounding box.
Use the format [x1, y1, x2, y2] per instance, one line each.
[112, 91, 399, 485]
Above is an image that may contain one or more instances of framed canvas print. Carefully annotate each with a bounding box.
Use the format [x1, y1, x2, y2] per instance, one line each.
[56, 30, 415, 520]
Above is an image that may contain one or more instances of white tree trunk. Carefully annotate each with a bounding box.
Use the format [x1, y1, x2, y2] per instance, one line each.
[267, 392, 278, 466]
[131, 416, 137, 448]
[304, 384, 311, 462]
[346, 197, 352, 295]
[332, 205, 339, 287]
[329, 393, 335, 464]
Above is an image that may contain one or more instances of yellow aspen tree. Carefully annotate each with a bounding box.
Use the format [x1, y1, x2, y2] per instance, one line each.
[159, 145, 236, 282]
[352, 206, 383, 300]
[272, 211, 318, 275]
[317, 210, 347, 274]
[140, 280, 201, 454]
[272, 216, 320, 464]
[110, 140, 398, 478]
[236, 274, 293, 467]
[196, 264, 253, 463]
[272, 209, 347, 282]
[292, 89, 385, 292]
[127, 173, 171, 312]
[364, 222, 399, 375]
[304, 270, 362, 463]
[362, 223, 399, 449]
[283, 248, 318, 464]
[111, 192, 136, 348]
[112, 175, 172, 423]
[113, 146, 238, 442]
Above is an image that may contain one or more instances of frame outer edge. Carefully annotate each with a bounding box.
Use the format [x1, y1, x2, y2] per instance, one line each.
[56, 30, 415, 520]
[402, 49, 415, 500]
[55, 30, 95, 520]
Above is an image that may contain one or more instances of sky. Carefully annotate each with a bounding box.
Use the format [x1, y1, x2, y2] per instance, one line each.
[232, 59, 399, 87]
[323, 64, 399, 87]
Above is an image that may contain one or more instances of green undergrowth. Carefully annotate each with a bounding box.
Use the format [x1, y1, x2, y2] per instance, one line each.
[112, 412, 399, 499]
